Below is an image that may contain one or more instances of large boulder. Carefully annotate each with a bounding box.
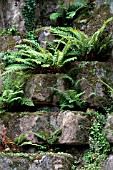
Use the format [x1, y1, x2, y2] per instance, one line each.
[57, 111, 91, 145]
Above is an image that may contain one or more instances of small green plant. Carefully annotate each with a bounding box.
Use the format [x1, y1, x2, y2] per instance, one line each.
[50, 0, 91, 26]
[0, 73, 34, 111]
[0, 26, 19, 36]
[51, 78, 86, 110]
[2, 37, 77, 74]
[2, 18, 112, 75]
[0, 128, 26, 153]
[100, 79, 113, 94]
[21, 129, 62, 151]
[81, 110, 110, 170]
[50, 17, 113, 60]
[33, 129, 62, 150]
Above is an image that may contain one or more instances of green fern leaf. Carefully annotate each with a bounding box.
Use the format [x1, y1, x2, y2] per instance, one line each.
[62, 56, 77, 65]
[2, 64, 34, 75]
[33, 132, 46, 141]
[50, 12, 61, 21]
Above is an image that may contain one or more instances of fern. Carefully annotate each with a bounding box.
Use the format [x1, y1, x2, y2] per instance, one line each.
[50, 12, 62, 21]
[2, 18, 112, 75]
[14, 134, 27, 145]
[20, 129, 61, 151]
[0, 73, 34, 110]
[88, 17, 113, 55]
[50, 0, 90, 26]
[51, 86, 85, 110]
[2, 64, 35, 75]
[100, 79, 113, 94]
[33, 129, 62, 145]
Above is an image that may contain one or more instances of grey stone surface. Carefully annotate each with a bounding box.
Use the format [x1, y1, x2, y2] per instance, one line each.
[0, 111, 91, 146]
[0, 0, 25, 32]
[106, 114, 113, 143]
[0, 154, 73, 170]
[73, 61, 113, 108]
[57, 111, 91, 144]
[25, 74, 65, 105]
[105, 155, 113, 170]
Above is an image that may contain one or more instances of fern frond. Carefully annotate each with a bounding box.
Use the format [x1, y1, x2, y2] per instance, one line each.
[63, 75, 75, 85]
[88, 17, 113, 53]
[2, 64, 34, 75]
[62, 57, 77, 65]
[22, 97, 34, 106]
[33, 132, 46, 141]
[50, 12, 61, 21]
[22, 39, 39, 49]
[15, 44, 31, 50]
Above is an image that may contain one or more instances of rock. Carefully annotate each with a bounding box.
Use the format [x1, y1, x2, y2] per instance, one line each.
[0, 111, 91, 146]
[105, 155, 113, 170]
[25, 74, 65, 105]
[106, 114, 113, 143]
[0, 153, 73, 170]
[0, 69, 2, 93]
[73, 61, 113, 109]
[57, 111, 91, 144]
[0, 0, 25, 32]
[37, 29, 55, 49]
[0, 112, 60, 145]
[0, 35, 22, 52]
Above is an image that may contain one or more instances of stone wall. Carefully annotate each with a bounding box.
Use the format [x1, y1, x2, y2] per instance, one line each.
[0, 0, 113, 169]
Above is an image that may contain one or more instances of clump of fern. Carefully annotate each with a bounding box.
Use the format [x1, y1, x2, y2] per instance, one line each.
[0, 73, 34, 112]
[50, 17, 113, 60]
[51, 78, 86, 110]
[2, 17, 112, 75]
[50, 0, 91, 26]
[2, 37, 78, 75]
[20, 129, 62, 151]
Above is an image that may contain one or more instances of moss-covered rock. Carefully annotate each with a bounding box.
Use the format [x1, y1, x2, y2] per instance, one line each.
[25, 74, 65, 105]
[72, 61, 113, 109]
[0, 153, 74, 170]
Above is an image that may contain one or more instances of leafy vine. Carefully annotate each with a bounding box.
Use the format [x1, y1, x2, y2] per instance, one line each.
[21, 0, 36, 31]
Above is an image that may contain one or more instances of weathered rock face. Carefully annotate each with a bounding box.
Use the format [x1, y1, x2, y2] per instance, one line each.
[57, 111, 91, 144]
[0, 153, 73, 170]
[96, 0, 113, 14]
[0, 111, 91, 146]
[25, 74, 65, 105]
[0, 0, 25, 32]
[73, 61, 113, 108]
[105, 155, 113, 170]
[106, 114, 113, 143]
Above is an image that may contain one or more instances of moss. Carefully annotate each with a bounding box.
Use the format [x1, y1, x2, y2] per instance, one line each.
[85, 4, 112, 35]
[0, 35, 16, 52]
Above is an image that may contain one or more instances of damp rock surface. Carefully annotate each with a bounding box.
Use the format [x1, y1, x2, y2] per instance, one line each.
[0, 153, 73, 170]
